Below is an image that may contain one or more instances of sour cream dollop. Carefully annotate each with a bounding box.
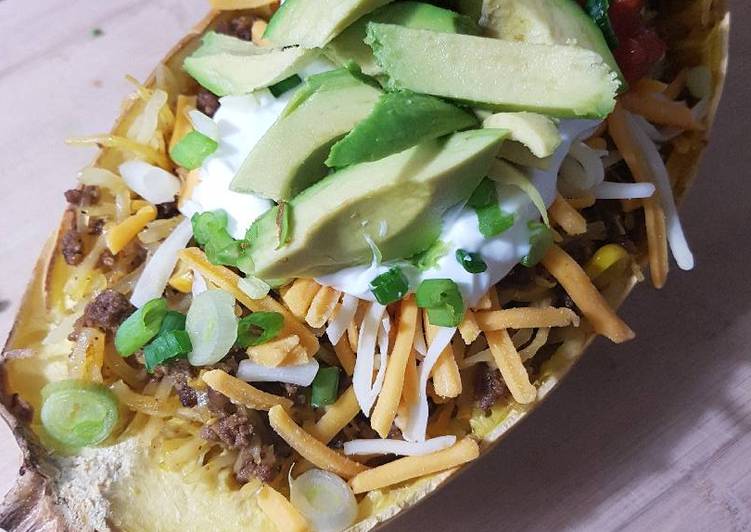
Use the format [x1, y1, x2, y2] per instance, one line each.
[316, 120, 600, 306]
[180, 57, 335, 239]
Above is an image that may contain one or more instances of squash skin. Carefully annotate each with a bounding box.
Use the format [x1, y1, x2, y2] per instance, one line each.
[0, 2, 729, 530]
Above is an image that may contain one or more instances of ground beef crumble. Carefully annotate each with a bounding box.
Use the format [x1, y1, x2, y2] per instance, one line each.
[197, 88, 220, 117]
[201, 412, 255, 449]
[156, 201, 179, 219]
[61, 229, 84, 266]
[73, 289, 135, 336]
[216, 15, 256, 41]
[64, 185, 100, 207]
[475, 363, 507, 410]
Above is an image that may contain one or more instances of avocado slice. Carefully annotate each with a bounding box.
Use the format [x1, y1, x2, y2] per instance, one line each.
[480, 0, 625, 86]
[325, 1, 480, 76]
[367, 23, 619, 118]
[183, 32, 317, 96]
[264, 0, 393, 48]
[230, 68, 383, 201]
[326, 90, 478, 168]
[482, 112, 561, 158]
[246, 129, 508, 279]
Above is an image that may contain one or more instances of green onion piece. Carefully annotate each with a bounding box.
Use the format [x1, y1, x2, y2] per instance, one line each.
[114, 298, 168, 356]
[455, 249, 487, 274]
[369, 267, 410, 305]
[476, 204, 515, 237]
[186, 290, 239, 366]
[520, 221, 554, 267]
[192, 211, 254, 274]
[269, 74, 303, 97]
[169, 131, 218, 170]
[192, 210, 229, 246]
[410, 239, 449, 271]
[311, 366, 340, 408]
[468, 178, 515, 237]
[40, 380, 119, 448]
[159, 311, 187, 334]
[415, 279, 465, 327]
[237, 312, 284, 348]
[585, 0, 619, 49]
[144, 330, 193, 373]
[238, 276, 271, 300]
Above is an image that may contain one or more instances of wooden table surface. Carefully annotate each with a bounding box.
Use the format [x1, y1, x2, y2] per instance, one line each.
[1, 1, 749, 530]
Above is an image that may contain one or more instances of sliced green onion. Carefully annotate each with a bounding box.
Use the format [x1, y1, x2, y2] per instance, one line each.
[114, 298, 167, 356]
[238, 276, 271, 300]
[476, 204, 515, 237]
[144, 330, 193, 373]
[192, 211, 254, 274]
[311, 366, 341, 408]
[520, 221, 554, 267]
[236, 312, 284, 348]
[415, 279, 465, 327]
[269, 74, 303, 97]
[186, 290, 238, 366]
[40, 380, 119, 448]
[585, 0, 619, 49]
[410, 239, 449, 271]
[467, 178, 514, 237]
[159, 311, 187, 334]
[369, 267, 409, 305]
[192, 210, 229, 246]
[455, 249, 487, 274]
[169, 131, 218, 170]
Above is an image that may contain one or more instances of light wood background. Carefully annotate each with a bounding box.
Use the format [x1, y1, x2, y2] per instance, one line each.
[1, 1, 749, 530]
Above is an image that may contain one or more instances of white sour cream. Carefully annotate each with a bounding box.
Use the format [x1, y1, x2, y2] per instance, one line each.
[180, 57, 335, 239]
[316, 120, 600, 306]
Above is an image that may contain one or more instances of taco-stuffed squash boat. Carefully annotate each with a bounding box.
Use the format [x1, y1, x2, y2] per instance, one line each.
[0, 0, 728, 530]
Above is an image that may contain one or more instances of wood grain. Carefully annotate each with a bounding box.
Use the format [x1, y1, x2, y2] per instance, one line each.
[0, 1, 748, 531]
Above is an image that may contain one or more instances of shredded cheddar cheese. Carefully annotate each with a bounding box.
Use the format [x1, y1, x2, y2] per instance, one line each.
[370, 297, 419, 438]
[475, 307, 580, 330]
[549, 194, 587, 235]
[305, 285, 340, 328]
[202, 370, 293, 411]
[106, 205, 157, 255]
[333, 337, 356, 377]
[268, 405, 368, 479]
[257, 485, 309, 532]
[458, 309, 481, 344]
[308, 386, 360, 445]
[486, 328, 537, 404]
[282, 278, 322, 320]
[349, 437, 479, 494]
[247, 335, 302, 367]
[169, 95, 196, 152]
[541, 245, 635, 343]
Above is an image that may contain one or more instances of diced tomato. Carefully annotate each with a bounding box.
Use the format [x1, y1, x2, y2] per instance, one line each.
[613, 28, 666, 83]
[608, 0, 666, 83]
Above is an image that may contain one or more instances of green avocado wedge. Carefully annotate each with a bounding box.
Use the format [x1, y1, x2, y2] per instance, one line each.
[325, 1, 480, 75]
[183, 32, 317, 96]
[264, 0, 394, 48]
[326, 90, 479, 168]
[366, 23, 619, 118]
[245, 129, 508, 280]
[482, 112, 561, 158]
[230, 68, 383, 201]
[480, 0, 625, 87]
